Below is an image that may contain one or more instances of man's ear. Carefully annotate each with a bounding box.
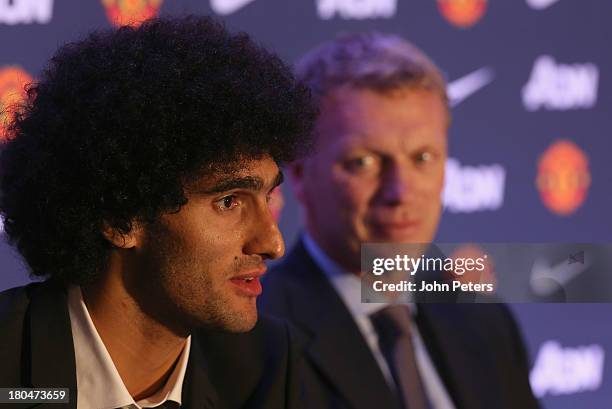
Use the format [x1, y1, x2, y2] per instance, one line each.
[101, 222, 142, 249]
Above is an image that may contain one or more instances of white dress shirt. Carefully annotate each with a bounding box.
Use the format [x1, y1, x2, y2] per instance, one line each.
[67, 286, 191, 409]
[303, 233, 456, 409]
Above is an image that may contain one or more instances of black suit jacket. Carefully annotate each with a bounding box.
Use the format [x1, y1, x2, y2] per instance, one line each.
[0, 280, 299, 409]
[258, 239, 541, 409]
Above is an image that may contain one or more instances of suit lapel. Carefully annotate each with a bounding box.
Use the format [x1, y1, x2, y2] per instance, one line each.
[181, 335, 221, 409]
[416, 304, 499, 409]
[27, 281, 78, 409]
[283, 241, 400, 409]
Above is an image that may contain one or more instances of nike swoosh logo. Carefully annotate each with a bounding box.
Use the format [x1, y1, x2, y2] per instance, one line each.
[530, 254, 591, 297]
[447, 67, 495, 107]
[526, 0, 561, 10]
[210, 0, 256, 15]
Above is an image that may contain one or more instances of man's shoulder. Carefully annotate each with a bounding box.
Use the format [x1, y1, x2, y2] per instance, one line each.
[420, 302, 517, 329]
[260, 242, 333, 324]
[418, 302, 526, 356]
[0, 282, 45, 386]
[0, 281, 64, 319]
[426, 300, 512, 317]
[196, 314, 291, 358]
[251, 313, 292, 342]
[263, 259, 302, 295]
[194, 315, 299, 409]
[0, 283, 37, 324]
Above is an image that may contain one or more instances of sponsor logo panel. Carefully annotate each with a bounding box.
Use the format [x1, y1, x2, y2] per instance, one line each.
[531, 340, 605, 397]
[447, 66, 494, 107]
[536, 140, 590, 216]
[0, 0, 53, 25]
[522, 56, 599, 111]
[443, 158, 506, 213]
[102, 0, 163, 27]
[526, 0, 561, 10]
[0, 66, 33, 141]
[316, 0, 396, 20]
[437, 0, 487, 28]
[0, 65, 33, 233]
[210, 0, 257, 15]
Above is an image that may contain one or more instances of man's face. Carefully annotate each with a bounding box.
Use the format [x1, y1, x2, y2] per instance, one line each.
[133, 156, 284, 333]
[293, 86, 448, 272]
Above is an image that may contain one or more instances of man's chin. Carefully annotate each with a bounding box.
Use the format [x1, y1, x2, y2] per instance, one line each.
[222, 310, 258, 333]
[226, 319, 257, 333]
[201, 304, 258, 333]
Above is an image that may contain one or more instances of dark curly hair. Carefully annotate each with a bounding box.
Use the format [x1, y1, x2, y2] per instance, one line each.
[0, 16, 316, 285]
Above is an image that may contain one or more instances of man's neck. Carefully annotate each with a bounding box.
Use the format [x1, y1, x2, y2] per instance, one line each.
[81, 273, 188, 400]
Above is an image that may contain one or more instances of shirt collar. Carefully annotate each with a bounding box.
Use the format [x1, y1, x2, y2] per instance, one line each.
[302, 232, 416, 319]
[67, 285, 190, 409]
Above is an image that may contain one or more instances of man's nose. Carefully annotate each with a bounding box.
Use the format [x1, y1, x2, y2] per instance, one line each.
[378, 164, 415, 206]
[243, 202, 285, 260]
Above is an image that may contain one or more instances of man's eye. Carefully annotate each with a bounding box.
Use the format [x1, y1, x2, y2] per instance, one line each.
[215, 195, 239, 211]
[415, 151, 434, 164]
[344, 155, 378, 173]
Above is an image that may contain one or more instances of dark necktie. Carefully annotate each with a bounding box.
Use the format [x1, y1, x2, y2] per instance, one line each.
[370, 305, 430, 409]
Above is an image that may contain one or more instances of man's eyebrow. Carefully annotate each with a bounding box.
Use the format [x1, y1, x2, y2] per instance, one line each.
[203, 170, 284, 195]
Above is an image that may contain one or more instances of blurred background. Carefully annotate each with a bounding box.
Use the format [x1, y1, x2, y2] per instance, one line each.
[0, 1, 610, 407]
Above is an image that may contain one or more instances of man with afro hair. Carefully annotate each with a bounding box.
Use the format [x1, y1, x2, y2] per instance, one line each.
[0, 16, 315, 408]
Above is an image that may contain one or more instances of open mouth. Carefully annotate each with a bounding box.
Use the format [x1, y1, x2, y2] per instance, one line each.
[229, 270, 265, 297]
